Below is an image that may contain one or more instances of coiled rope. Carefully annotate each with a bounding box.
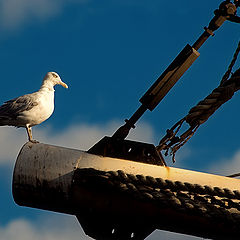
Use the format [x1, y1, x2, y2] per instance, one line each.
[75, 168, 240, 227]
[156, 41, 240, 162]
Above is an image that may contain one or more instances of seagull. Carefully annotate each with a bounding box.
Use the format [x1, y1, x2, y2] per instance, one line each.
[0, 72, 68, 142]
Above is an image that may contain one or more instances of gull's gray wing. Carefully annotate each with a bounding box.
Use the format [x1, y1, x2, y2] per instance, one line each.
[0, 94, 38, 120]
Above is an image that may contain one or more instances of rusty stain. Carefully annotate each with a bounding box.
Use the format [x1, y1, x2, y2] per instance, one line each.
[165, 166, 171, 179]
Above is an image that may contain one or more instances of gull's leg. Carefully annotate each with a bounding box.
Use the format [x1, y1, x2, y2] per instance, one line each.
[26, 125, 32, 141]
[26, 125, 39, 143]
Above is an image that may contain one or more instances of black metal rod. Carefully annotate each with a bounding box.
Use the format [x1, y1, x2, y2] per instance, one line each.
[112, 104, 147, 140]
[112, 1, 239, 141]
[192, 31, 212, 51]
[126, 104, 148, 128]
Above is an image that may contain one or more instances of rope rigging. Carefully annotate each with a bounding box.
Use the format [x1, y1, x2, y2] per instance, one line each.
[76, 167, 240, 229]
[156, 41, 240, 163]
[221, 40, 240, 84]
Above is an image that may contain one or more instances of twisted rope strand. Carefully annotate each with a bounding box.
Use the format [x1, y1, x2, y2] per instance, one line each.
[157, 41, 240, 162]
[76, 168, 240, 226]
[221, 41, 240, 85]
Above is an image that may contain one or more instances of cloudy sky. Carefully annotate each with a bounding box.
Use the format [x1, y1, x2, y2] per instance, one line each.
[0, 0, 239, 239]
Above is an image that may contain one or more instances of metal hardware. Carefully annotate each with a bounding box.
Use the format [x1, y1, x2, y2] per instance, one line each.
[112, 1, 240, 141]
[88, 136, 166, 166]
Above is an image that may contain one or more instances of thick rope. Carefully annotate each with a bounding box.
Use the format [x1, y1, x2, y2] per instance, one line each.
[75, 168, 240, 226]
[156, 41, 240, 162]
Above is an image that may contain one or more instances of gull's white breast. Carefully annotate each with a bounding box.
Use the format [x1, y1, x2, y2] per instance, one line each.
[18, 90, 55, 127]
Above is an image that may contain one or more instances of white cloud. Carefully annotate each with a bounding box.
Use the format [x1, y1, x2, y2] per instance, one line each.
[0, 215, 93, 240]
[0, 120, 201, 240]
[0, 120, 155, 166]
[0, 0, 59, 29]
[38, 121, 155, 150]
[208, 150, 240, 177]
[0, 121, 201, 240]
[0, 0, 193, 30]
[0, 215, 203, 240]
[0, 0, 88, 29]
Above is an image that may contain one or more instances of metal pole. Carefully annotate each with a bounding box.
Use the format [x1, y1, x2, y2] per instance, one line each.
[112, 1, 240, 140]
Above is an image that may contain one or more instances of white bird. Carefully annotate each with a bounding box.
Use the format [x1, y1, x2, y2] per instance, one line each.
[0, 72, 68, 142]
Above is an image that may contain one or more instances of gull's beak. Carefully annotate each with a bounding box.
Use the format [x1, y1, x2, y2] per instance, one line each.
[60, 81, 68, 89]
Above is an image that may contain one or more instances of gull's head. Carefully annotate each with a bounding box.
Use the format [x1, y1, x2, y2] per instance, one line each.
[43, 72, 68, 89]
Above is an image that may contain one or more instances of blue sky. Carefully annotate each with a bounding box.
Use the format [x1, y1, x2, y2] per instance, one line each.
[0, 0, 239, 239]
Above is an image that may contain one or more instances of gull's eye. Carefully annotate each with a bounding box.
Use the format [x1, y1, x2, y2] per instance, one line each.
[52, 73, 58, 78]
